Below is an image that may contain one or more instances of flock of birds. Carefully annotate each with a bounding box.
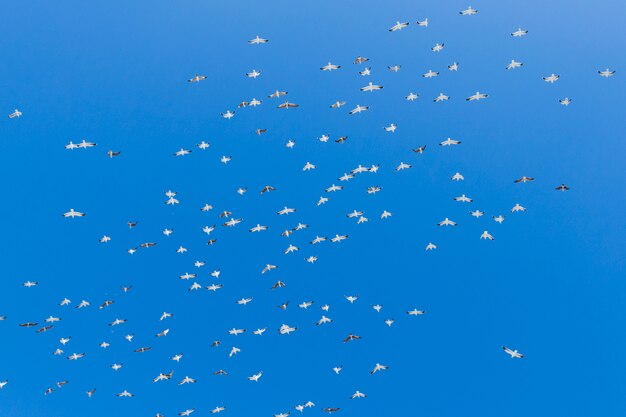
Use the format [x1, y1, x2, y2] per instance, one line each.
[1, 5, 616, 417]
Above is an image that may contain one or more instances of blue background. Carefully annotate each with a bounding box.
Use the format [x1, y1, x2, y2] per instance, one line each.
[1, 0, 625, 416]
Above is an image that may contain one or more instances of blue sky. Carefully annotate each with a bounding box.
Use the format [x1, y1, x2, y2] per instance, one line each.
[1, 1, 625, 416]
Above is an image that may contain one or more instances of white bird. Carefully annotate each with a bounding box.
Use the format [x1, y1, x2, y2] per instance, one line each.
[380, 210, 392, 219]
[360, 82, 383, 92]
[248, 371, 263, 382]
[345, 295, 358, 303]
[493, 215, 505, 224]
[434, 93, 449, 102]
[179, 376, 196, 385]
[278, 324, 297, 334]
[511, 27, 528, 37]
[321, 62, 341, 71]
[332, 366, 343, 374]
[197, 141, 210, 150]
[431, 43, 444, 52]
[460, 6, 478, 15]
[384, 123, 397, 133]
[388, 65, 401, 72]
[8, 109, 22, 118]
[228, 328, 246, 336]
[559, 98, 572, 106]
[317, 196, 329, 206]
[440, 138, 461, 146]
[506, 60, 523, 70]
[349, 104, 369, 115]
[425, 243, 437, 251]
[407, 309, 426, 315]
[396, 162, 412, 171]
[370, 363, 389, 374]
[229, 347, 241, 357]
[303, 162, 316, 171]
[188, 74, 206, 83]
[351, 391, 367, 399]
[451, 172, 464, 181]
[599, 68, 616, 78]
[503, 346, 524, 358]
[172, 353, 183, 362]
[359, 67, 371, 76]
[248, 35, 269, 44]
[220, 155, 232, 164]
[480, 231, 494, 240]
[253, 328, 266, 335]
[389, 21, 409, 32]
[62, 208, 85, 218]
[372, 304, 383, 312]
[423, 69, 439, 78]
[277, 207, 296, 215]
[249, 224, 269, 232]
[174, 148, 191, 157]
[438, 218, 457, 226]
[511, 203, 526, 213]
[448, 62, 459, 71]
[285, 244, 299, 254]
[406, 92, 419, 101]
[416, 18, 428, 27]
[454, 194, 473, 203]
[246, 69, 261, 78]
[117, 390, 134, 397]
[0, 380, 8, 389]
[543, 74, 560, 83]
[221, 110, 235, 119]
[316, 315, 333, 325]
[332, 234, 348, 243]
[466, 91, 488, 101]
[470, 210, 485, 218]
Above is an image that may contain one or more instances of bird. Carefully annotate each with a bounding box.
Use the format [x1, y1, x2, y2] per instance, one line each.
[7, 109, 22, 118]
[360, 82, 383, 92]
[438, 218, 457, 226]
[248, 35, 269, 44]
[555, 183, 570, 191]
[466, 92, 488, 101]
[460, 6, 478, 15]
[188, 74, 207, 83]
[370, 363, 389, 374]
[406, 92, 419, 101]
[599, 68, 616, 78]
[511, 27, 528, 37]
[543, 74, 560, 83]
[351, 391, 367, 399]
[503, 346, 524, 358]
[431, 43, 444, 52]
[248, 371, 263, 382]
[440, 138, 461, 146]
[389, 21, 409, 32]
[62, 208, 85, 218]
[480, 231, 494, 240]
[320, 62, 341, 71]
[506, 60, 523, 70]
[349, 105, 369, 115]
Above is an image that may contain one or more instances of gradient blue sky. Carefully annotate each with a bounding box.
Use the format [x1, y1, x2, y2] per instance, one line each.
[1, 1, 625, 416]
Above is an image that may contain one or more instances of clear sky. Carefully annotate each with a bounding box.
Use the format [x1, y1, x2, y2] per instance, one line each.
[1, 1, 625, 416]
